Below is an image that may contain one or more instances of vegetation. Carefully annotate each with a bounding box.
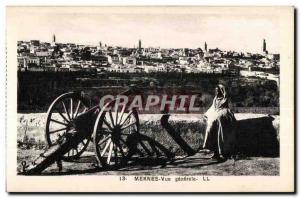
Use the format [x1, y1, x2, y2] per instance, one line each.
[18, 71, 279, 113]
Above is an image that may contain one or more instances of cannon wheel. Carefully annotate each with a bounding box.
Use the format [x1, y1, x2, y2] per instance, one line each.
[45, 92, 90, 160]
[93, 102, 140, 169]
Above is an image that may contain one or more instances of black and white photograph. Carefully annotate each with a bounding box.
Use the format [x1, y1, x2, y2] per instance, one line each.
[6, 6, 294, 192]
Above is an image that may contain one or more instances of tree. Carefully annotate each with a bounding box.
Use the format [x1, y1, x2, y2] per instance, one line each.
[80, 47, 91, 60]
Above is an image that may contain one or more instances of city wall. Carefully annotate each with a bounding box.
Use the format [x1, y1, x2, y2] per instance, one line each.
[17, 113, 279, 157]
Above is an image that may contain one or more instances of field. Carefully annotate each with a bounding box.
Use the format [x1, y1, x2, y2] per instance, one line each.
[17, 113, 280, 175]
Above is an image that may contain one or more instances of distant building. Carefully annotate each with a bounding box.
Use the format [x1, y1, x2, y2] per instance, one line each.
[30, 40, 40, 46]
[138, 39, 142, 51]
[149, 52, 162, 59]
[204, 42, 207, 52]
[18, 56, 41, 68]
[179, 56, 188, 65]
[126, 57, 137, 65]
[111, 54, 121, 64]
[91, 55, 110, 66]
[51, 34, 56, 47]
[28, 56, 41, 66]
[263, 39, 268, 54]
[53, 34, 56, 43]
[17, 56, 27, 68]
[273, 54, 280, 61]
[36, 51, 51, 57]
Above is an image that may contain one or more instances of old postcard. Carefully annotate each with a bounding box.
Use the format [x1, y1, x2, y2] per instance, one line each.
[6, 6, 294, 192]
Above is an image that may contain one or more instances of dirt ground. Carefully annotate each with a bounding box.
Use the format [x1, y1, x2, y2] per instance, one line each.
[18, 149, 279, 176]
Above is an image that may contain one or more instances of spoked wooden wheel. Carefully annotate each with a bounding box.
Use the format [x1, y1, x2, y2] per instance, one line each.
[93, 102, 140, 169]
[45, 92, 90, 160]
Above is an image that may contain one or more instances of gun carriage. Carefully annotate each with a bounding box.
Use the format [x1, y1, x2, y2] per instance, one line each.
[20, 83, 197, 175]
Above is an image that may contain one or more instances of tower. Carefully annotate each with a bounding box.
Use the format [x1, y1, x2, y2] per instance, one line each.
[52, 34, 56, 43]
[99, 41, 102, 48]
[263, 39, 266, 53]
[51, 34, 56, 47]
[204, 42, 207, 52]
[138, 39, 141, 50]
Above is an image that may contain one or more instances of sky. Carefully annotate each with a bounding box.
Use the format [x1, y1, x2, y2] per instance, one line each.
[11, 9, 280, 53]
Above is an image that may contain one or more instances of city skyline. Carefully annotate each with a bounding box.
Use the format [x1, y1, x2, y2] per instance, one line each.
[23, 36, 276, 55]
[12, 9, 280, 53]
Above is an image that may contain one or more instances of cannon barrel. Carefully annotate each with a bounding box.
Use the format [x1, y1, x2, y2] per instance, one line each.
[19, 107, 98, 175]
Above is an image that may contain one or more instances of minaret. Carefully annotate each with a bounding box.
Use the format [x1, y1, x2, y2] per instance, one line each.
[263, 39, 266, 52]
[53, 34, 56, 43]
[204, 42, 207, 52]
[138, 39, 142, 51]
[51, 34, 56, 47]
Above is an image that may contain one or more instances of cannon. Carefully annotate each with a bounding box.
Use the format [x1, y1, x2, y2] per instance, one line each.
[20, 84, 192, 175]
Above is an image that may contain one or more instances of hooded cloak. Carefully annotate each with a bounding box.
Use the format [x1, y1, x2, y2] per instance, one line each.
[203, 84, 236, 158]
